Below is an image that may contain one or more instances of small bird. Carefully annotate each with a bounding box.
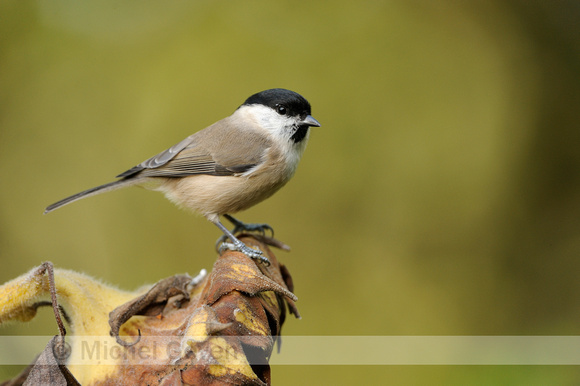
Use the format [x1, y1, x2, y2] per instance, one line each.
[44, 88, 320, 264]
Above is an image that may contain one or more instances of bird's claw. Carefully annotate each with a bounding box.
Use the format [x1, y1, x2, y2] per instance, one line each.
[215, 234, 228, 249]
[219, 242, 271, 266]
[240, 224, 274, 237]
[224, 215, 275, 238]
[214, 226, 272, 249]
[234, 222, 274, 237]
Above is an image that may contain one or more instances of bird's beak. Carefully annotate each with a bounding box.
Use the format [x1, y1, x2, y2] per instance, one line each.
[301, 115, 321, 127]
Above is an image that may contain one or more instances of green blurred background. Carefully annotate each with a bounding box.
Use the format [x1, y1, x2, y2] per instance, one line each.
[2, 0, 580, 384]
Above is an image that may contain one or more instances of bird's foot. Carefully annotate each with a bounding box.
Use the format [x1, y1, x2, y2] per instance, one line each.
[219, 241, 271, 266]
[224, 214, 274, 237]
[215, 215, 275, 250]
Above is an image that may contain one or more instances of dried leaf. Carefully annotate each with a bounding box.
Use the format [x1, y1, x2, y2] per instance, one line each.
[22, 336, 79, 386]
[100, 236, 297, 384]
[108, 274, 194, 345]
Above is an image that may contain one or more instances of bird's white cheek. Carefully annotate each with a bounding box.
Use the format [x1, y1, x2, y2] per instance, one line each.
[283, 137, 309, 176]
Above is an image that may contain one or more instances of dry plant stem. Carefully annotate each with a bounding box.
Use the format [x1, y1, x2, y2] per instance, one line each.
[41, 262, 67, 338]
[35, 262, 71, 364]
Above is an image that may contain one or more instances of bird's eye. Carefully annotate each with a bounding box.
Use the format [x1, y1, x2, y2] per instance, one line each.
[276, 105, 287, 115]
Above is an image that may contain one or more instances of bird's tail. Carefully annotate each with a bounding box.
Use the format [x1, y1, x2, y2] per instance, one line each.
[44, 179, 137, 214]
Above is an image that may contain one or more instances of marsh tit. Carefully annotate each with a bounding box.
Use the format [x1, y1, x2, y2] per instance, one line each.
[45, 88, 320, 264]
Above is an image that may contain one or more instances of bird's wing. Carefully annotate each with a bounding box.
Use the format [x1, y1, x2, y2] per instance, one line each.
[117, 119, 272, 179]
[116, 134, 198, 178]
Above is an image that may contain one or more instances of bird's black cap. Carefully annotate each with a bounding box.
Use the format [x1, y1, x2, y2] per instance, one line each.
[242, 88, 312, 117]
